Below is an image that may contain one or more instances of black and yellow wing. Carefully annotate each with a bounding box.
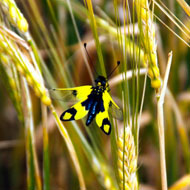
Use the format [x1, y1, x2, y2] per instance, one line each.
[56, 86, 92, 121]
[49, 85, 92, 102]
[95, 91, 122, 135]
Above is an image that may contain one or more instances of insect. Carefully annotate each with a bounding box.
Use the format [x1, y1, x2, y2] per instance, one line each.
[50, 43, 122, 135]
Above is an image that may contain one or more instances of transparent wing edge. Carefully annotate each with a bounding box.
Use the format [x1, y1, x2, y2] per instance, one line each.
[103, 91, 123, 121]
[109, 101, 123, 121]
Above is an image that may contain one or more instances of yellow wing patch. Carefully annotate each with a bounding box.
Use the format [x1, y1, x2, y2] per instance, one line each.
[63, 112, 72, 120]
[74, 101, 88, 120]
[60, 99, 88, 121]
[103, 124, 110, 134]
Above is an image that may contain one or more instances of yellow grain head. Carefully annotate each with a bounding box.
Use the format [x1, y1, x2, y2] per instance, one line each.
[135, 0, 161, 90]
[0, 28, 51, 106]
[0, 0, 29, 32]
[117, 126, 138, 190]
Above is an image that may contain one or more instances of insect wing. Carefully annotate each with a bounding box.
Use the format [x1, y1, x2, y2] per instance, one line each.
[95, 91, 112, 135]
[49, 89, 77, 102]
[60, 99, 88, 121]
[49, 85, 92, 102]
[109, 101, 123, 121]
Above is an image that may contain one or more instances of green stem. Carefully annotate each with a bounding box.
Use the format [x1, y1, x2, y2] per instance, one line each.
[42, 104, 50, 190]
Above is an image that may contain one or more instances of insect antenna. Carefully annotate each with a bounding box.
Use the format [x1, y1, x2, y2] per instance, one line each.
[107, 61, 120, 79]
[84, 43, 98, 75]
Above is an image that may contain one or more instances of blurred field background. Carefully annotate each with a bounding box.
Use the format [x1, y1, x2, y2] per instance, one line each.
[0, 0, 190, 190]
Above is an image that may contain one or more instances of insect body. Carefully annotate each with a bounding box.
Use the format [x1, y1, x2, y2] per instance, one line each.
[54, 75, 122, 135]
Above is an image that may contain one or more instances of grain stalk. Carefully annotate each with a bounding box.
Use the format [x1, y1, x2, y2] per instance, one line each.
[22, 78, 42, 190]
[41, 103, 50, 190]
[83, 0, 106, 76]
[157, 52, 173, 190]
[49, 105, 86, 190]
[66, 0, 94, 82]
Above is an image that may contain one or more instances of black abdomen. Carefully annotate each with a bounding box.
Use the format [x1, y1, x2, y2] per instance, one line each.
[82, 88, 105, 126]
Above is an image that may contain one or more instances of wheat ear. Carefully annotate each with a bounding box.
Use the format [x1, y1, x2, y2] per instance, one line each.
[117, 126, 138, 190]
[135, 0, 161, 90]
